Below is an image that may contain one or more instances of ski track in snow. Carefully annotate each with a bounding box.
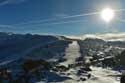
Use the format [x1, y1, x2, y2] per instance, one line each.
[60, 41, 81, 66]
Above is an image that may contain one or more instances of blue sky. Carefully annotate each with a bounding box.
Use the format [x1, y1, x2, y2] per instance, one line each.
[0, 0, 125, 35]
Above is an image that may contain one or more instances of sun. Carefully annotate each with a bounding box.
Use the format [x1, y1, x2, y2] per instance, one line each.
[101, 8, 115, 23]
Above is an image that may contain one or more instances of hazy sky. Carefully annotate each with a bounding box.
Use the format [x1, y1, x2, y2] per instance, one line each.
[0, 0, 125, 35]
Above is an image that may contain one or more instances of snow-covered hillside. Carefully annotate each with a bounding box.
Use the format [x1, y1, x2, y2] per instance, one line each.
[0, 32, 65, 63]
[36, 67, 120, 83]
[0, 32, 124, 83]
[84, 67, 120, 83]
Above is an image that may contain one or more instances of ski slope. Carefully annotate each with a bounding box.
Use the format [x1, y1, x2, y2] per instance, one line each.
[60, 41, 81, 66]
[36, 41, 121, 83]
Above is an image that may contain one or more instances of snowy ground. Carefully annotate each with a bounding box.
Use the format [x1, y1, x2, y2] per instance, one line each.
[84, 67, 120, 83]
[36, 41, 121, 83]
[1, 40, 121, 83]
[59, 41, 81, 67]
[60, 67, 120, 83]
[36, 67, 120, 83]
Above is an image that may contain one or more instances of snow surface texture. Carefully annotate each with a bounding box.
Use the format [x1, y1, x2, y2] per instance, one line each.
[84, 67, 120, 83]
[36, 67, 120, 83]
[59, 41, 81, 67]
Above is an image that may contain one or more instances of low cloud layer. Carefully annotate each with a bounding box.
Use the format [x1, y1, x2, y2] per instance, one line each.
[83, 33, 125, 41]
[67, 33, 125, 41]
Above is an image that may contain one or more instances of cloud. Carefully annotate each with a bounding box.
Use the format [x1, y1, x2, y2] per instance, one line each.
[83, 33, 125, 41]
[13, 8, 125, 26]
[14, 12, 99, 26]
[0, 0, 27, 6]
[66, 32, 125, 41]
[54, 13, 69, 18]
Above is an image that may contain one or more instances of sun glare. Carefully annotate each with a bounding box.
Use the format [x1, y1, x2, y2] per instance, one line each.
[101, 8, 115, 23]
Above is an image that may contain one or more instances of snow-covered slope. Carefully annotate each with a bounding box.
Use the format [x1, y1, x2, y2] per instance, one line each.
[0, 32, 67, 64]
[0, 32, 124, 83]
[84, 67, 120, 83]
[59, 41, 81, 66]
[36, 67, 120, 83]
